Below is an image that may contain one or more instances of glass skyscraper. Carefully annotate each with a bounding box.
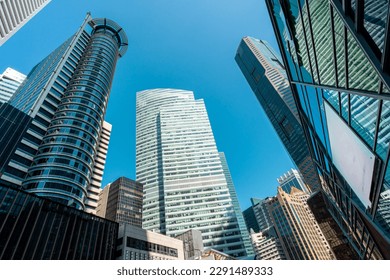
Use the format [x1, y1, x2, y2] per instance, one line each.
[277, 168, 310, 193]
[219, 152, 254, 255]
[0, 14, 127, 213]
[235, 36, 321, 192]
[136, 88, 247, 257]
[243, 197, 273, 233]
[266, 0, 390, 258]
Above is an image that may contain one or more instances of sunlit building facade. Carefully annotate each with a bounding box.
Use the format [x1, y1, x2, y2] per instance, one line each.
[0, 68, 26, 103]
[0, 0, 51, 46]
[266, 0, 390, 258]
[136, 88, 247, 257]
[268, 187, 335, 259]
[251, 226, 286, 260]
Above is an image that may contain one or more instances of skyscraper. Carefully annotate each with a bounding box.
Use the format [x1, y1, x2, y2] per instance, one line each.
[219, 152, 254, 255]
[266, 0, 390, 258]
[0, 67, 26, 103]
[277, 168, 310, 194]
[0, 0, 51, 46]
[243, 197, 273, 233]
[0, 14, 127, 212]
[136, 88, 247, 257]
[235, 36, 321, 191]
[268, 187, 335, 260]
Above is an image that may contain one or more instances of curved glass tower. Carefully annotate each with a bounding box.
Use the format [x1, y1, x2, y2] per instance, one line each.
[19, 16, 128, 210]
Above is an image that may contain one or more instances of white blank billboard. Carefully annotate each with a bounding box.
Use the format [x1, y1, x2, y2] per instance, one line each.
[325, 102, 375, 209]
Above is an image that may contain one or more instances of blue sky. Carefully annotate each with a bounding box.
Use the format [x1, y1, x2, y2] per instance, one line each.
[0, 0, 295, 209]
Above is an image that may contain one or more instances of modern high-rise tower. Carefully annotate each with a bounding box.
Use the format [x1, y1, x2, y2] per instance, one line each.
[277, 168, 310, 194]
[0, 0, 51, 46]
[136, 88, 247, 257]
[0, 14, 127, 213]
[235, 36, 321, 192]
[266, 0, 390, 258]
[0, 67, 26, 103]
[243, 197, 273, 233]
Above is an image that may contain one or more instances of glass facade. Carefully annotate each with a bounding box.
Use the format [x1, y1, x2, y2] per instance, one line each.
[136, 88, 247, 257]
[277, 168, 310, 193]
[235, 37, 321, 192]
[0, 184, 118, 259]
[0, 14, 127, 212]
[0, 103, 32, 187]
[243, 197, 274, 234]
[219, 152, 254, 255]
[266, 0, 390, 258]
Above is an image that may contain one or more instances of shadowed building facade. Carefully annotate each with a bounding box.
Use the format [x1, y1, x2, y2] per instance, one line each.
[236, 37, 321, 192]
[0, 184, 118, 259]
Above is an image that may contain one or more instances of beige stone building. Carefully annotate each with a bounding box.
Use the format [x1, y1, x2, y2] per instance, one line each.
[267, 187, 335, 260]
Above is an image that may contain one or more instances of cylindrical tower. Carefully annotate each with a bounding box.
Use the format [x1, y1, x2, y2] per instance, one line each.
[23, 18, 128, 210]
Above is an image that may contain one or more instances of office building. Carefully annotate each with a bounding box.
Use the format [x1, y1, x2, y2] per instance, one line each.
[98, 177, 143, 227]
[0, 14, 127, 213]
[175, 229, 204, 260]
[116, 223, 184, 260]
[243, 203, 259, 233]
[85, 121, 112, 214]
[219, 152, 254, 255]
[0, 0, 51, 46]
[251, 227, 286, 260]
[96, 183, 110, 218]
[243, 197, 273, 233]
[136, 88, 247, 257]
[0, 67, 26, 103]
[235, 36, 321, 192]
[268, 187, 335, 260]
[266, 0, 390, 258]
[0, 184, 118, 259]
[277, 168, 310, 194]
